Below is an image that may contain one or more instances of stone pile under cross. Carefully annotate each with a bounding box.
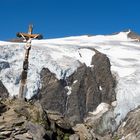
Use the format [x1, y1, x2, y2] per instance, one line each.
[17, 25, 43, 99]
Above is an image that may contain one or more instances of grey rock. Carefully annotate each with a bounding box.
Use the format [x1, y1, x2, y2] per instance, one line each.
[14, 128, 27, 135]
[23, 133, 33, 139]
[116, 107, 140, 140]
[39, 49, 116, 127]
[0, 80, 9, 99]
[127, 30, 140, 41]
[73, 124, 93, 140]
[0, 125, 5, 131]
[0, 130, 12, 136]
[14, 107, 30, 120]
[47, 111, 71, 130]
[0, 135, 7, 139]
[69, 134, 80, 140]
[25, 121, 46, 140]
[91, 51, 116, 104]
[40, 68, 68, 115]
[14, 134, 29, 140]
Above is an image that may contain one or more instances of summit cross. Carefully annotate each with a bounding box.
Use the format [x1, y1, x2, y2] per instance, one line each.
[17, 25, 43, 99]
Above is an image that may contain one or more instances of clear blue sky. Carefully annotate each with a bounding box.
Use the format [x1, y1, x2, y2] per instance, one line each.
[0, 0, 140, 40]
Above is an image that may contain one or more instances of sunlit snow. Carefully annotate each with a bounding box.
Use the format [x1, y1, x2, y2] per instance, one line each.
[0, 31, 140, 125]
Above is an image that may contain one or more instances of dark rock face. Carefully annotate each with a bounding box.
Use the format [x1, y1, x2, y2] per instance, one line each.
[91, 52, 116, 103]
[65, 64, 101, 125]
[40, 68, 68, 115]
[39, 50, 116, 127]
[0, 80, 9, 99]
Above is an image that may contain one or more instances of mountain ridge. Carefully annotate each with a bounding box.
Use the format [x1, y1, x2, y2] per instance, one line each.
[5, 29, 140, 42]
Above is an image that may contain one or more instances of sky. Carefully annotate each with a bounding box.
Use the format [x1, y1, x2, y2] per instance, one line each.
[0, 0, 140, 40]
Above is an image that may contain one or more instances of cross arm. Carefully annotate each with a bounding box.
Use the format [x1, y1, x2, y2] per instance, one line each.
[16, 32, 43, 40]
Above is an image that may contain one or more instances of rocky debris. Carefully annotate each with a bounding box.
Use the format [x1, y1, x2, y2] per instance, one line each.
[46, 110, 71, 130]
[69, 134, 80, 140]
[39, 49, 116, 128]
[14, 133, 32, 140]
[84, 103, 116, 136]
[69, 103, 117, 140]
[0, 80, 9, 99]
[0, 99, 48, 140]
[25, 121, 47, 140]
[0, 99, 75, 140]
[73, 124, 92, 140]
[115, 107, 140, 140]
[71, 122, 113, 140]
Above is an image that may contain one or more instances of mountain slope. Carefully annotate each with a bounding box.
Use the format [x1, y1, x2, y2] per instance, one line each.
[0, 30, 140, 129]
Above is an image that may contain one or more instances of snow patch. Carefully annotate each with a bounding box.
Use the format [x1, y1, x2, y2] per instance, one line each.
[73, 80, 78, 84]
[65, 86, 72, 96]
[77, 48, 95, 66]
[99, 86, 102, 91]
[90, 103, 110, 115]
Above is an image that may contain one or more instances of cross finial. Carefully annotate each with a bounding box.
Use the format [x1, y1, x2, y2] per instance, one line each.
[28, 24, 33, 35]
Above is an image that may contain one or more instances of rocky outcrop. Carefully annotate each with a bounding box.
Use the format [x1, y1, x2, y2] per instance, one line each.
[0, 80, 9, 99]
[39, 50, 116, 128]
[0, 99, 75, 140]
[0, 99, 48, 140]
[91, 51, 116, 103]
[127, 31, 140, 41]
[115, 107, 140, 140]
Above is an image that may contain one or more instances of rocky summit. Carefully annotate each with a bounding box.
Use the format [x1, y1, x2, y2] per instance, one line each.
[0, 30, 140, 139]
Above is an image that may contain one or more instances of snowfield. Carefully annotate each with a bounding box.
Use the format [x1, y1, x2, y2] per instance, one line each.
[0, 30, 140, 125]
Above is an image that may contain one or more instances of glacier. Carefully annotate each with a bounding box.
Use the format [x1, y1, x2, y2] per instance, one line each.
[0, 30, 140, 125]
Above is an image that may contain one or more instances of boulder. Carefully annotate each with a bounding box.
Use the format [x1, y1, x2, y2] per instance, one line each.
[73, 124, 92, 140]
[25, 121, 46, 140]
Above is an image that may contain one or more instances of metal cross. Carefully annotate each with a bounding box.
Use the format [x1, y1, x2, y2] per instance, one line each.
[17, 25, 43, 99]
